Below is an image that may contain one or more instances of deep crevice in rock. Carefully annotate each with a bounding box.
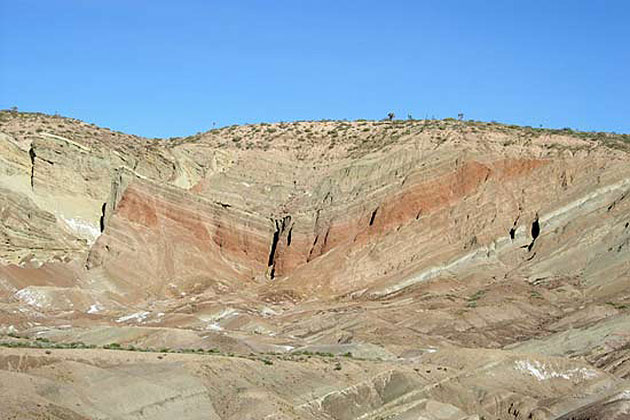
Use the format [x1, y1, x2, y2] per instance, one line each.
[307, 234, 319, 261]
[267, 228, 280, 271]
[267, 215, 291, 279]
[369, 208, 378, 226]
[527, 214, 540, 252]
[99, 203, 107, 232]
[29, 146, 36, 189]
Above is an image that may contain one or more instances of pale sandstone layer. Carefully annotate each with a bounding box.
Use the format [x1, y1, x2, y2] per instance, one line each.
[0, 111, 629, 419]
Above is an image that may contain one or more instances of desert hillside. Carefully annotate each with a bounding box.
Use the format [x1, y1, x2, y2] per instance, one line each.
[1, 110, 629, 419]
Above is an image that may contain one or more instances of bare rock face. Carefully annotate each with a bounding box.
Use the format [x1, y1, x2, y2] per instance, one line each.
[1, 110, 630, 419]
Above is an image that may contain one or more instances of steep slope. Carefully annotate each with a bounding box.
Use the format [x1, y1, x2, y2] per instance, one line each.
[1, 110, 629, 419]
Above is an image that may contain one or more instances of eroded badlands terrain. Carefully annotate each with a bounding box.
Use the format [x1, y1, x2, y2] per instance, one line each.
[0, 111, 629, 419]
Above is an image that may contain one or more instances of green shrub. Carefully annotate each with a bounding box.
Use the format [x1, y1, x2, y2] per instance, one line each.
[104, 343, 122, 350]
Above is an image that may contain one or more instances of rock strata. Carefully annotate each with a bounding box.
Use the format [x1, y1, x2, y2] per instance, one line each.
[1, 111, 629, 418]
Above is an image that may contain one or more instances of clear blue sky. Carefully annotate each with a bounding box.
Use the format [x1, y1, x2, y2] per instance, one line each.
[1, 1, 629, 138]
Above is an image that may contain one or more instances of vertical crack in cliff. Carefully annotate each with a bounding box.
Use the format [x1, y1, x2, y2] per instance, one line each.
[369, 208, 378, 226]
[527, 213, 540, 252]
[267, 215, 292, 279]
[307, 235, 319, 262]
[267, 227, 281, 273]
[29, 146, 36, 189]
[99, 203, 107, 232]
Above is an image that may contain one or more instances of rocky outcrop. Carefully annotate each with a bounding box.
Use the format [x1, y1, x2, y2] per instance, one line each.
[1, 111, 629, 418]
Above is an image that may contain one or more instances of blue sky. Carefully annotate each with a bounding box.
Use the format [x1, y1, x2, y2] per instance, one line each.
[1, 1, 629, 138]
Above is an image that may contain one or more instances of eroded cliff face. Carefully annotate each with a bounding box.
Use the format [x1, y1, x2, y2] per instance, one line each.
[1, 111, 629, 419]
